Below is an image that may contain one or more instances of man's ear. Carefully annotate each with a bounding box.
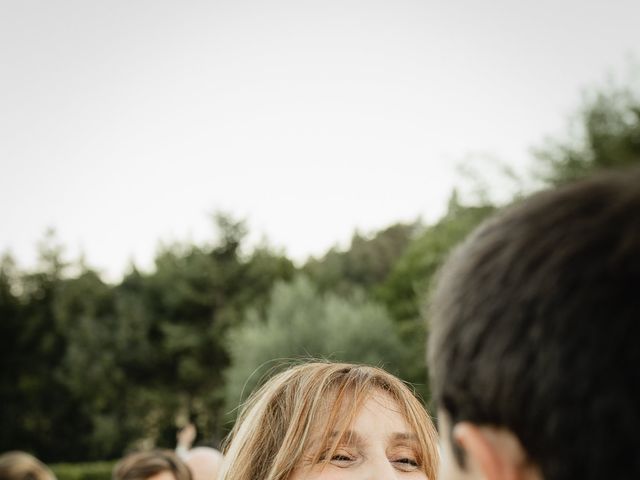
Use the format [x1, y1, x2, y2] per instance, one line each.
[452, 423, 538, 480]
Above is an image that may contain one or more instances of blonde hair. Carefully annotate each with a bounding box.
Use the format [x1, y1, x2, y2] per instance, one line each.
[0, 451, 56, 480]
[220, 362, 439, 480]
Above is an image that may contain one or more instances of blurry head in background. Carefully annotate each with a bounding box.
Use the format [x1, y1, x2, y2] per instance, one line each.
[220, 361, 439, 480]
[0, 451, 56, 480]
[176, 422, 223, 480]
[183, 448, 223, 480]
[428, 167, 640, 480]
[113, 450, 191, 480]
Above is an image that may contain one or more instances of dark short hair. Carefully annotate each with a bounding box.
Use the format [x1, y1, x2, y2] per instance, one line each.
[113, 450, 191, 480]
[428, 167, 640, 480]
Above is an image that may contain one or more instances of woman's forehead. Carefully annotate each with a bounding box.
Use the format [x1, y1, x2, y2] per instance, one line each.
[308, 388, 407, 434]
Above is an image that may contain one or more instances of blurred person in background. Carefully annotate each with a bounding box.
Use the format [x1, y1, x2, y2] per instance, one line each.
[176, 423, 223, 480]
[175, 424, 197, 460]
[113, 450, 191, 480]
[0, 451, 56, 480]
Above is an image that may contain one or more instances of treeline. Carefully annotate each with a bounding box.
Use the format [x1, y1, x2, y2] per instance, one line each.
[1, 80, 639, 463]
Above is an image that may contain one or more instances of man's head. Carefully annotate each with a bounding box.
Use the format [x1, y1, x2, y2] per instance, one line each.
[428, 167, 640, 480]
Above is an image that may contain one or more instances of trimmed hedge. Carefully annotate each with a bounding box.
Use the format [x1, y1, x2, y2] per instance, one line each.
[51, 461, 115, 480]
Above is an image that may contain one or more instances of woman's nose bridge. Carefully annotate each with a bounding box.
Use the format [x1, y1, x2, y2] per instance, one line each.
[361, 451, 397, 480]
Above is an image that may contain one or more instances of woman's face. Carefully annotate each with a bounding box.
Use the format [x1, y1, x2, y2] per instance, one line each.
[289, 392, 428, 480]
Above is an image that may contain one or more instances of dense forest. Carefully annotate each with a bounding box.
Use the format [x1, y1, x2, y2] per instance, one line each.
[1, 79, 639, 462]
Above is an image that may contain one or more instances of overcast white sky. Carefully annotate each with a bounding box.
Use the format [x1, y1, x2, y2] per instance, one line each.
[1, 0, 638, 281]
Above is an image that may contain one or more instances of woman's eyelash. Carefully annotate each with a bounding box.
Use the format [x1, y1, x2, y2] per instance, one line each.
[317, 450, 355, 462]
[331, 454, 354, 461]
[392, 457, 421, 471]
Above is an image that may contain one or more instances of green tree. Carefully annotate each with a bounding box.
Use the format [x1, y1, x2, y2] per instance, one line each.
[534, 80, 640, 184]
[9, 231, 93, 461]
[0, 216, 294, 461]
[54, 269, 122, 459]
[110, 214, 295, 448]
[0, 254, 24, 452]
[303, 222, 418, 296]
[224, 275, 407, 416]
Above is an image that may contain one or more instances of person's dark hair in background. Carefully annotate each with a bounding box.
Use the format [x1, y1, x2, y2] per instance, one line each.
[113, 450, 191, 480]
[428, 167, 640, 480]
[0, 451, 56, 480]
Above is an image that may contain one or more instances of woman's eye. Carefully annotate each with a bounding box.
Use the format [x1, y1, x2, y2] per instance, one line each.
[317, 449, 356, 465]
[324, 451, 356, 467]
[392, 458, 420, 471]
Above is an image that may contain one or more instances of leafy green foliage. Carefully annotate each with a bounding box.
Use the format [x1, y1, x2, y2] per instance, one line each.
[2, 232, 94, 461]
[0, 254, 26, 452]
[51, 461, 115, 480]
[380, 204, 495, 324]
[303, 223, 418, 296]
[0, 216, 294, 461]
[534, 82, 640, 184]
[224, 276, 407, 415]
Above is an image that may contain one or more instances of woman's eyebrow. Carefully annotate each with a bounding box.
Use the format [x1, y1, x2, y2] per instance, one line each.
[391, 432, 419, 442]
[327, 431, 417, 442]
[329, 430, 366, 445]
